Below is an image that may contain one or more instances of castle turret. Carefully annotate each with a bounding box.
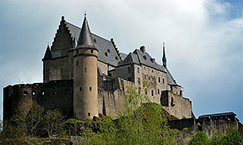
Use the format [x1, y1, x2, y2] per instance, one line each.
[73, 15, 99, 120]
[43, 44, 51, 82]
[162, 42, 167, 67]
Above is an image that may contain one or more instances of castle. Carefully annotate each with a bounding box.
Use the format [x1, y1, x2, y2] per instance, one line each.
[3, 15, 193, 121]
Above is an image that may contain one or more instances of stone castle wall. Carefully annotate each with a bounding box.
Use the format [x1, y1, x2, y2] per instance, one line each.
[4, 72, 192, 120]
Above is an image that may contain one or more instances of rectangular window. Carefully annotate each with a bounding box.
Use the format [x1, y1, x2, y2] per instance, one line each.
[138, 77, 141, 84]
[158, 77, 160, 83]
[151, 90, 154, 96]
[137, 67, 140, 74]
[128, 67, 131, 74]
[128, 77, 132, 81]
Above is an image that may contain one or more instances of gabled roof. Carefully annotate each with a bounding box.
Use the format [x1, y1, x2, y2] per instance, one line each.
[65, 22, 122, 67]
[119, 49, 167, 72]
[118, 48, 178, 86]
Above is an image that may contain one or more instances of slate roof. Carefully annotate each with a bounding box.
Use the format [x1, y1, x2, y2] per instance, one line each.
[77, 16, 95, 48]
[65, 20, 177, 86]
[198, 112, 236, 119]
[118, 49, 177, 85]
[65, 21, 122, 67]
[43, 45, 51, 59]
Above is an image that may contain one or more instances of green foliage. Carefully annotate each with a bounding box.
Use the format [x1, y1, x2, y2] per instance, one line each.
[188, 131, 211, 145]
[211, 130, 224, 145]
[86, 84, 178, 145]
[221, 128, 243, 145]
[42, 109, 65, 137]
[189, 129, 243, 145]
[2, 101, 66, 140]
[25, 101, 45, 136]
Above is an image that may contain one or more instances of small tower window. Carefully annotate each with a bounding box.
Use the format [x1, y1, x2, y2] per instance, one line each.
[65, 89, 69, 94]
[23, 91, 28, 95]
[94, 39, 96, 43]
[88, 113, 90, 116]
[158, 89, 160, 94]
[137, 67, 140, 74]
[80, 87, 82, 92]
[151, 90, 154, 96]
[85, 68, 87, 73]
[91, 50, 93, 53]
[107, 49, 110, 53]
[105, 52, 108, 57]
[76, 60, 79, 66]
[89, 87, 92, 91]
[158, 77, 160, 83]
[163, 78, 165, 84]
[138, 77, 141, 84]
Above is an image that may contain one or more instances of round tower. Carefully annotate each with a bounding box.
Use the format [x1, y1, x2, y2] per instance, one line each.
[73, 15, 98, 120]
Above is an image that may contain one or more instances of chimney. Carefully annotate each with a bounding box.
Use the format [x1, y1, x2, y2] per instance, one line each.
[140, 46, 145, 53]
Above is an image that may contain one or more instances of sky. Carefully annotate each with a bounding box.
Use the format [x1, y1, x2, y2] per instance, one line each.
[0, 0, 242, 122]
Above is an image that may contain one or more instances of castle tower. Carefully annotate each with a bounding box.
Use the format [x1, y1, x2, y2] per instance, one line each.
[162, 42, 167, 67]
[73, 15, 99, 120]
[43, 44, 51, 82]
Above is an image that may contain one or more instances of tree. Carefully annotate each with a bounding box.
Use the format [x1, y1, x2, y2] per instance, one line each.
[221, 128, 243, 145]
[41, 109, 65, 137]
[25, 101, 44, 136]
[188, 131, 211, 145]
[87, 83, 177, 144]
[211, 129, 224, 145]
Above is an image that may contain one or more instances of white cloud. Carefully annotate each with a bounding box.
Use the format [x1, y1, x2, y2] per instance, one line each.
[1, 0, 242, 121]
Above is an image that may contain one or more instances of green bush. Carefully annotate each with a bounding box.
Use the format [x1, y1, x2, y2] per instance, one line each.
[188, 131, 210, 145]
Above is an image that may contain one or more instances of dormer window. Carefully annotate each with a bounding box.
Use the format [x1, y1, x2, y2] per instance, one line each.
[143, 55, 146, 60]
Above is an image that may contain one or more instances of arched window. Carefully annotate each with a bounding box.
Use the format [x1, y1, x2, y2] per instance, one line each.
[89, 87, 92, 91]
[151, 90, 154, 96]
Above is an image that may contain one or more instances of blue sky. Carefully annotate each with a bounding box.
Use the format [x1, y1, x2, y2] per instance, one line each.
[0, 0, 242, 122]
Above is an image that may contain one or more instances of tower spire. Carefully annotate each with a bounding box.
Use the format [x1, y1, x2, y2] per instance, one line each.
[77, 14, 95, 48]
[162, 42, 167, 67]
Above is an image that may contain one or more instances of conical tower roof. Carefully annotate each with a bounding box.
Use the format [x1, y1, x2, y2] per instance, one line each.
[43, 45, 51, 59]
[77, 15, 95, 48]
